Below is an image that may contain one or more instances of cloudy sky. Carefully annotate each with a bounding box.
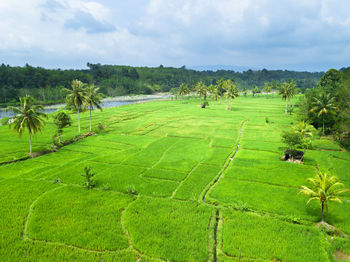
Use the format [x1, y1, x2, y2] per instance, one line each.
[1, 0, 350, 71]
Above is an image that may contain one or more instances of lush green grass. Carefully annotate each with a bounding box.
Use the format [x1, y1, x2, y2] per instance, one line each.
[124, 197, 212, 261]
[27, 186, 134, 251]
[1, 95, 350, 261]
[221, 210, 329, 261]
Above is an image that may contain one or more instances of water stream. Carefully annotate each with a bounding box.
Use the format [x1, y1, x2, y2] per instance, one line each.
[0, 94, 168, 119]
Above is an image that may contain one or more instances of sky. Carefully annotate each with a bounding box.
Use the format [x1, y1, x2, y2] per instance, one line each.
[0, 0, 350, 71]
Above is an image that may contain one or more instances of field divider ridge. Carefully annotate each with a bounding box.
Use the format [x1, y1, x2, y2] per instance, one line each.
[170, 162, 201, 199]
[22, 185, 66, 241]
[200, 120, 247, 203]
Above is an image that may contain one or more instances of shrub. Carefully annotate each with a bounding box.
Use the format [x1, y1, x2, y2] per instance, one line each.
[127, 185, 137, 195]
[201, 101, 209, 108]
[281, 130, 304, 151]
[0, 117, 9, 125]
[81, 166, 96, 189]
[97, 122, 105, 132]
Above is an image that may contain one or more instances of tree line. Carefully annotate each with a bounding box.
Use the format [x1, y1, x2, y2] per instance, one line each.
[0, 63, 324, 106]
[298, 68, 350, 148]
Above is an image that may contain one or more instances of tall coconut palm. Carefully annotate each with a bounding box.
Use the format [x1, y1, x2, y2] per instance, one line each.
[207, 84, 216, 100]
[216, 79, 225, 104]
[178, 83, 189, 103]
[280, 81, 296, 114]
[7, 95, 47, 155]
[64, 80, 86, 134]
[310, 93, 336, 136]
[225, 82, 239, 110]
[212, 87, 221, 102]
[85, 84, 103, 132]
[222, 79, 233, 107]
[299, 171, 349, 222]
[195, 81, 207, 105]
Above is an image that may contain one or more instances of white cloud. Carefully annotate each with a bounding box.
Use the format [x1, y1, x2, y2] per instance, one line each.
[0, 0, 350, 70]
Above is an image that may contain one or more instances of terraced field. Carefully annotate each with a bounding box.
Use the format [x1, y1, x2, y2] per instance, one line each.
[0, 95, 349, 261]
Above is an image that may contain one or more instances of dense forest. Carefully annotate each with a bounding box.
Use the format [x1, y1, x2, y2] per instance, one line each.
[0, 63, 324, 106]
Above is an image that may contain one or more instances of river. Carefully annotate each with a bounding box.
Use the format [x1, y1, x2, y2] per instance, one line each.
[0, 94, 168, 119]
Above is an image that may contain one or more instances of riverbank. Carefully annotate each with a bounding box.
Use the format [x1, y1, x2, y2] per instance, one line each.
[0, 93, 168, 119]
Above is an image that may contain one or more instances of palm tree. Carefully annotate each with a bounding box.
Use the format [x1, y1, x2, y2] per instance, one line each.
[216, 79, 225, 104]
[207, 84, 216, 100]
[7, 95, 47, 155]
[293, 121, 316, 138]
[85, 84, 103, 132]
[279, 81, 296, 114]
[299, 171, 349, 223]
[252, 86, 260, 96]
[212, 87, 221, 102]
[195, 81, 207, 105]
[225, 82, 239, 110]
[263, 83, 272, 94]
[263, 83, 272, 98]
[178, 83, 189, 103]
[64, 80, 86, 134]
[310, 93, 336, 136]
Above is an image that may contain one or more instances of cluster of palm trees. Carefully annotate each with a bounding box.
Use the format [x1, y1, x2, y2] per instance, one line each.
[64, 80, 103, 134]
[7, 79, 103, 155]
[177, 79, 240, 110]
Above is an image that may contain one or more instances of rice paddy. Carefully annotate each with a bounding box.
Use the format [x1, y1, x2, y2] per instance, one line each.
[0, 95, 349, 261]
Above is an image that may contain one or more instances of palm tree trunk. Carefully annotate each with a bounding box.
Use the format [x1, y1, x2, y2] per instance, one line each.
[200, 96, 202, 105]
[285, 101, 287, 114]
[89, 107, 92, 132]
[322, 116, 325, 136]
[78, 108, 80, 134]
[28, 129, 32, 155]
[321, 202, 324, 222]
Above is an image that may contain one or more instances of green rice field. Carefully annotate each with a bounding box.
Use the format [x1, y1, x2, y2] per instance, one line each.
[0, 95, 349, 261]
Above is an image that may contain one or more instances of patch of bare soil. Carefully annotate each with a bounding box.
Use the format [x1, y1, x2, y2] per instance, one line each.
[334, 250, 350, 261]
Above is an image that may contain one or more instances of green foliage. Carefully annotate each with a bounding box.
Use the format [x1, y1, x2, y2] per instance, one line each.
[1, 95, 350, 261]
[293, 121, 316, 138]
[0, 116, 9, 125]
[299, 171, 349, 222]
[281, 130, 304, 150]
[224, 80, 239, 110]
[0, 63, 323, 105]
[53, 111, 72, 144]
[300, 68, 350, 145]
[310, 92, 337, 135]
[124, 197, 211, 261]
[81, 166, 96, 189]
[85, 84, 103, 132]
[222, 211, 329, 261]
[177, 83, 190, 103]
[7, 95, 47, 154]
[64, 80, 87, 133]
[252, 86, 260, 96]
[195, 81, 207, 105]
